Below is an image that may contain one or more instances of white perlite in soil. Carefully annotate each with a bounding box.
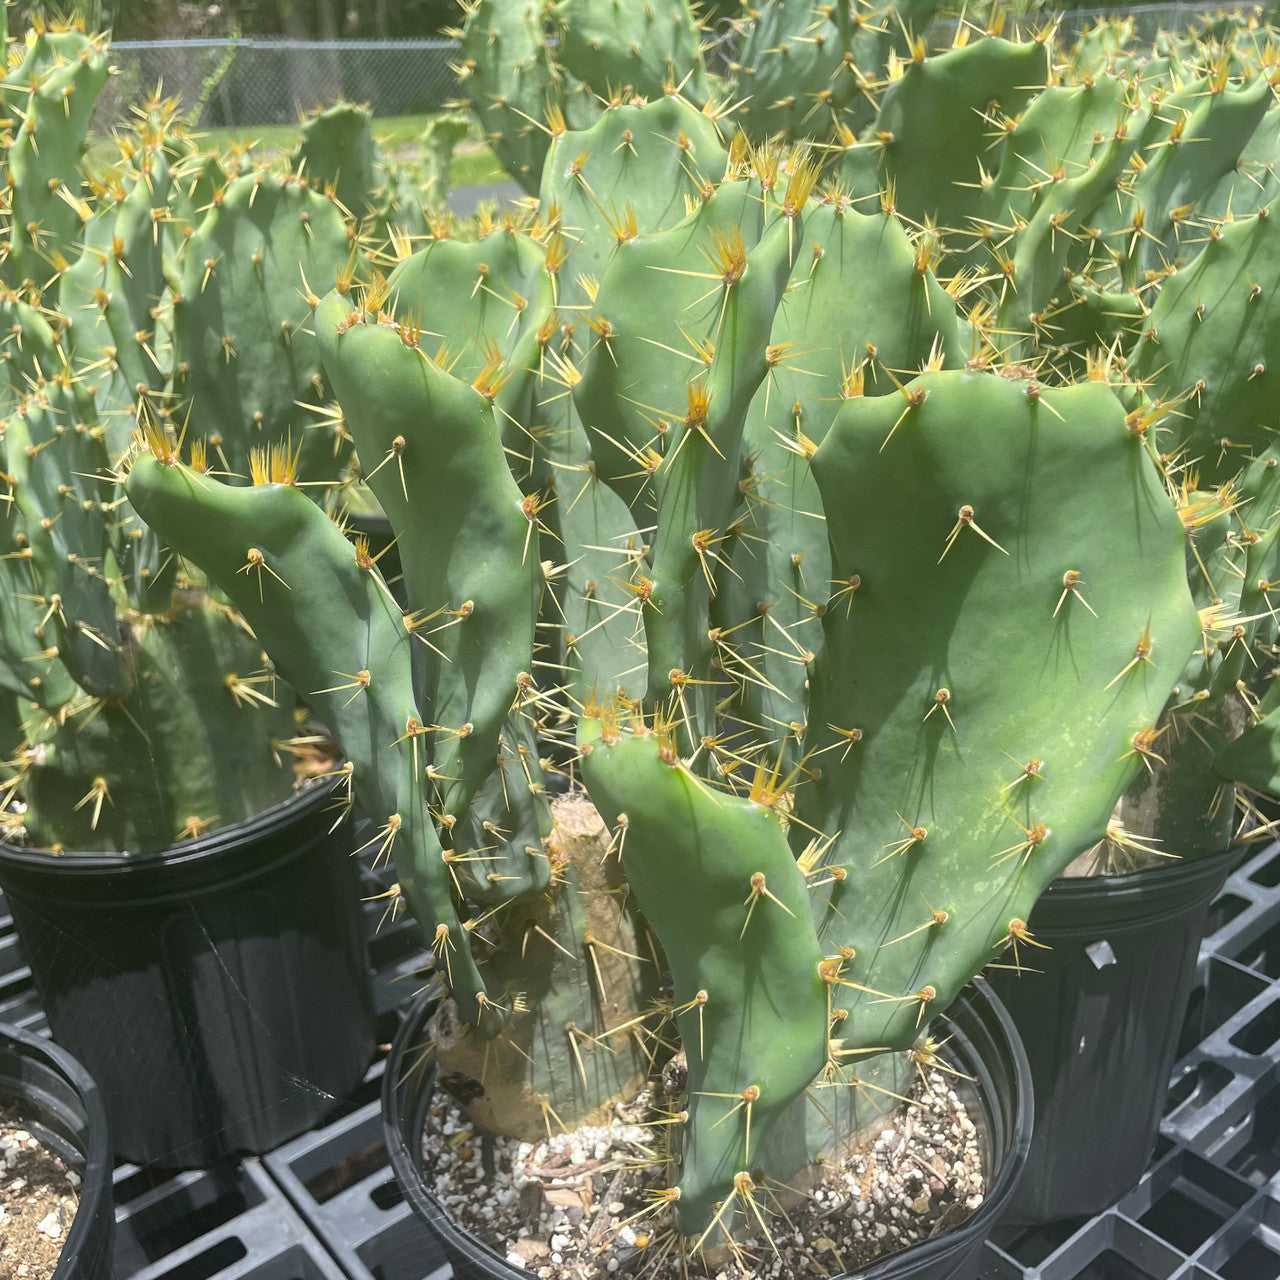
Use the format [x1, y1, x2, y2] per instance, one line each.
[0, 1103, 81, 1279]
[420, 1069, 985, 1279]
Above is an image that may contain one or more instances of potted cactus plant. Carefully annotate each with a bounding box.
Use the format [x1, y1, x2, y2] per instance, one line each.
[0, 18, 374, 1166]
[440, 0, 1280, 1226]
[120, 32, 1222, 1260]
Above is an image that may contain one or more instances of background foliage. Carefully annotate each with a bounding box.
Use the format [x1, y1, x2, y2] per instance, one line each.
[8, 0, 459, 39]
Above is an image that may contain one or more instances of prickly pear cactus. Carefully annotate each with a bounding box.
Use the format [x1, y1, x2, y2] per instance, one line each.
[170, 171, 354, 489]
[455, 0, 600, 194]
[0, 32, 329, 856]
[553, 0, 709, 104]
[1, 359, 297, 853]
[579, 707, 828, 1232]
[290, 102, 384, 219]
[127, 431, 655, 1130]
[110, 8, 1280, 1254]
[1, 19, 109, 296]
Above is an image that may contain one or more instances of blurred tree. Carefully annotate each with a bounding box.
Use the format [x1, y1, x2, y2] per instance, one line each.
[7, 0, 461, 38]
[235, 0, 457, 36]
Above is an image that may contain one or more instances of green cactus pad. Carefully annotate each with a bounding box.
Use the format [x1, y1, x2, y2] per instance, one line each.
[458, 0, 599, 193]
[553, 0, 709, 103]
[18, 595, 296, 853]
[578, 711, 828, 1235]
[1128, 195, 1280, 487]
[537, 94, 726, 315]
[315, 288, 542, 840]
[838, 37, 1050, 230]
[717, 197, 967, 768]
[171, 171, 353, 489]
[290, 103, 384, 220]
[125, 450, 497, 1026]
[797, 369, 1201, 1053]
[2, 25, 109, 295]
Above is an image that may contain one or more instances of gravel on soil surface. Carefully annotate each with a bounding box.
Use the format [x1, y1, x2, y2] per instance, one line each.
[421, 1068, 985, 1279]
[0, 1103, 80, 1280]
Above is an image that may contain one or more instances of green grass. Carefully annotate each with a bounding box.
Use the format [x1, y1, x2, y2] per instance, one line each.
[449, 142, 507, 188]
[86, 110, 507, 189]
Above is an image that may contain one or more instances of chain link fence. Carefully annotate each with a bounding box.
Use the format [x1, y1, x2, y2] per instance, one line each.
[929, 0, 1266, 44]
[92, 37, 461, 135]
[88, 2, 1269, 138]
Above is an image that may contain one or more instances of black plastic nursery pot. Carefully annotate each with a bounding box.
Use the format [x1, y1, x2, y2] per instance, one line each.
[0, 1019, 114, 1280]
[0, 778, 377, 1168]
[382, 977, 1033, 1280]
[986, 844, 1241, 1226]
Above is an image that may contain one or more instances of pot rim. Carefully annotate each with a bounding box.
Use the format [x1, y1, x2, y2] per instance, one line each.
[1029, 840, 1248, 937]
[1043, 838, 1247, 901]
[0, 773, 340, 873]
[0, 774, 347, 907]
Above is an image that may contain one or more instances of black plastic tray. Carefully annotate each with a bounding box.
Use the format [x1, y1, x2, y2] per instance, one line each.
[264, 1056, 449, 1280]
[980, 840, 1280, 1280]
[112, 1155, 349, 1280]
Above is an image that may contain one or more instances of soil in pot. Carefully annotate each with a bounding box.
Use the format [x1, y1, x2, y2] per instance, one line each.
[0, 1102, 81, 1279]
[420, 1067, 986, 1279]
[385, 797, 1031, 1280]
